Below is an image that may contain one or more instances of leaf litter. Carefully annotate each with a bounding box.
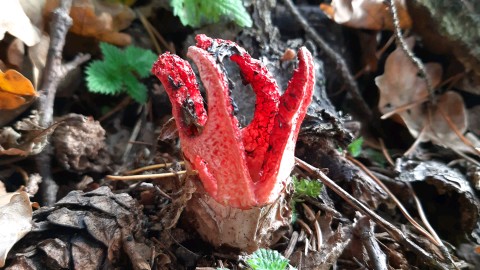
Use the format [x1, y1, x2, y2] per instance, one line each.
[1, 0, 480, 269]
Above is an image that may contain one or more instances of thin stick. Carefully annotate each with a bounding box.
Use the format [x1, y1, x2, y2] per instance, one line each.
[376, 35, 396, 59]
[282, 0, 372, 119]
[438, 72, 465, 89]
[295, 157, 451, 270]
[136, 9, 162, 54]
[283, 231, 299, 259]
[136, 9, 175, 53]
[404, 125, 428, 156]
[408, 183, 459, 269]
[124, 161, 185, 175]
[99, 96, 131, 122]
[106, 170, 190, 181]
[313, 219, 322, 251]
[407, 183, 442, 245]
[437, 107, 480, 156]
[387, 0, 433, 98]
[378, 138, 395, 166]
[36, 0, 90, 206]
[381, 95, 429, 120]
[347, 155, 441, 247]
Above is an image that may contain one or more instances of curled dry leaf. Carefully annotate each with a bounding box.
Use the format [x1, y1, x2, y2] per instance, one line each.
[0, 191, 32, 267]
[29, 33, 50, 88]
[397, 160, 480, 235]
[0, 0, 41, 46]
[4, 187, 150, 269]
[7, 38, 25, 68]
[52, 114, 111, 173]
[44, 0, 134, 46]
[0, 69, 36, 111]
[0, 111, 57, 157]
[375, 38, 479, 154]
[320, 0, 412, 30]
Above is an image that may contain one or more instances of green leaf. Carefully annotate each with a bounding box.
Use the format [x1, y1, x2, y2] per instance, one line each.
[125, 45, 158, 78]
[212, 0, 252, 27]
[124, 73, 147, 103]
[347, 137, 364, 157]
[99, 42, 125, 65]
[85, 42, 156, 103]
[246, 249, 291, 270]
[85, 60, 123, 95]
[293, 176, 323, 198]
[170, 0, 252, 28]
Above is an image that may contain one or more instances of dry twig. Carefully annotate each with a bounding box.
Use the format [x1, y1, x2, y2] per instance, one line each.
[282, 0, 372, 119]
[387, 0, 433, 98]
[295, 157, 453, 270]
[36, 0, 91, 205]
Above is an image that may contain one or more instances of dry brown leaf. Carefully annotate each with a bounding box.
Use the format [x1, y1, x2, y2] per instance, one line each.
[44, 0, 134, 46]
[0, 69, 36, 110]
[0, 182, 6, 196]
[0, 66, 37, 128]
[320, 0, 412, 30]
[7, 38, 25, 68]
[19, 0, 46, 29]
[28, 33, 50, 88]
[375, 38, 479, 154]
[0, 191, 32, 267]
[0, 111, 56, 157]
[0, 0, 41, 46]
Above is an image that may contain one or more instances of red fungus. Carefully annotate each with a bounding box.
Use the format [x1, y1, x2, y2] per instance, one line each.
[152, 35, 315, 209]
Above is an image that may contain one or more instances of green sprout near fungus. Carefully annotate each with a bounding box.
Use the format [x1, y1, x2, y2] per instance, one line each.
[170, 0, 252, 28]
[293, 176, 323, 199]
[246, 248, 295, 270]
[85, 42, 157, 103]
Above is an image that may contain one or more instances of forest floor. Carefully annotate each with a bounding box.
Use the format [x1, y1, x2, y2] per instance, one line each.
[1, 0, 480, 269]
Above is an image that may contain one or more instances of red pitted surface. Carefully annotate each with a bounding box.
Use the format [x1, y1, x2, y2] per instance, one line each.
[152, 35, 315, 209]
[230, 53, 280, 182]
[255, 47, 315, 204]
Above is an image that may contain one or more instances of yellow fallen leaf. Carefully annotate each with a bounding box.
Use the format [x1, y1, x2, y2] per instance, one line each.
[0, 70, 36, 110]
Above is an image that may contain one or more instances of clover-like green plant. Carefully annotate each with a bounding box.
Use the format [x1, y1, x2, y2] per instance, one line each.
[347, 136, 364, 157]
[170, 0, 252, 28]
[85, 42, 157, 103]
[246, 249, 293, 270]
[293, 175, 323, 199]
[291, 176, 323, 224]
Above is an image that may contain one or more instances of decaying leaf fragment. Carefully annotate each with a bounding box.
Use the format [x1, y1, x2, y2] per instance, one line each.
[52, 114, 111, 173]
[44, 0, 134, 46]
[375, 38, 480, 154]
[153, 35, 315, 251]
[397, 160, 480, 235]
[4, 186, 150, 269]
[0, 0, 41, 46]
[0, 69, 37, 110]
[0, 111, 55, 157]
[320, 0, 412, 30]
[0, 191, 32, 267]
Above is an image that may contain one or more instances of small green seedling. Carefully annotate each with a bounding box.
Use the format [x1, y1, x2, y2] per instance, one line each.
[170, 0, 252, 28]
[85, 42, 157, 103]
[293, 175, 323, 199]
[347, 136, 364, 157]
[246, 248, 294, 270]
